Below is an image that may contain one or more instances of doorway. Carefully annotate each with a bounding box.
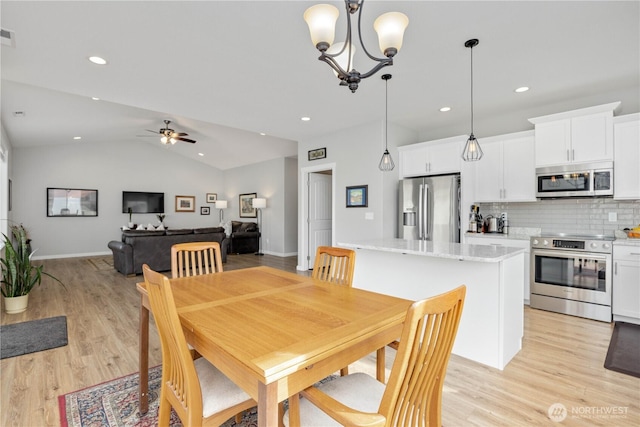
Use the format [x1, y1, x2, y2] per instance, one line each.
[300, 163, 335, 271]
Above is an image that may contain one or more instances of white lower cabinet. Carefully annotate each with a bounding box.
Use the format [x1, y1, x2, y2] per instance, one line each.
[465, 236, 531, 305]
[613, 242, 640, 324]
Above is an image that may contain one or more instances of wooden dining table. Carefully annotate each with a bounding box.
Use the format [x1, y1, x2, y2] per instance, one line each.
[136, 266, 411, 426]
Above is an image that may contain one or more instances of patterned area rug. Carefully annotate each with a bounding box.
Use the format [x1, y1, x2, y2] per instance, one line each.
[87, 256, 114, 271]
[58, 365, 258, 427]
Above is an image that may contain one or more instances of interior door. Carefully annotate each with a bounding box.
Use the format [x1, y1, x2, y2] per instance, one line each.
[308, 172, 332, 268]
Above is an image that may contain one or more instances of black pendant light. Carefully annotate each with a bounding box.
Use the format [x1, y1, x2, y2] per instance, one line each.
[379, 74, 395, 171]
[461, 38, 483, 162]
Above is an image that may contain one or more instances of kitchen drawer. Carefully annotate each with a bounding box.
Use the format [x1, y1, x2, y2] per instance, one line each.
[614, 245, 640, 262]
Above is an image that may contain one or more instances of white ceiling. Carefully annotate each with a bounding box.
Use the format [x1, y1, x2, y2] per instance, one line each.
[1, 1, 639, 170]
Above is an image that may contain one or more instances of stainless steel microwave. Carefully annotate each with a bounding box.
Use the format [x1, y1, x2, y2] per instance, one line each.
[536, 161, 613, 198]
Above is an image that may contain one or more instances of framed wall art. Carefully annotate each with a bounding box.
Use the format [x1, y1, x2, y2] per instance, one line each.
[175, 195, 195, 212]
[206, 193, 217, 203]
[346, 185, 368, 208]
[308, 147, 326, 161]
[200, 206, 210, 215]
[47, 187, 98, 217]
[239, 192, 257, 218]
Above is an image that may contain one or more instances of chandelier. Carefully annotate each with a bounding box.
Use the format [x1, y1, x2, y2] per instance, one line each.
[303, 1, 409, 93]
[461, 38, 483, 161]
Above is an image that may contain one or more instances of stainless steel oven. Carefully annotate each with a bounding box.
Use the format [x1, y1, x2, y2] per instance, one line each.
[530, 235, 613, 322]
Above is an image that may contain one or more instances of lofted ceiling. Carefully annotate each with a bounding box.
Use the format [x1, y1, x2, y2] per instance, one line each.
[1, 1, 639, 170]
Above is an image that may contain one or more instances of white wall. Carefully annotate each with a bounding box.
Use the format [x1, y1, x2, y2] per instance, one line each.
[222, 156, 298, 256]
[0, 123, 12, 238]
[297, 119, 417, 267]
[12, 141, 226, 258]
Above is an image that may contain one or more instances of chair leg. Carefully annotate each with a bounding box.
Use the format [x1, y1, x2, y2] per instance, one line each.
[287, 394, 301, 427]
[376, 347, 386, 383]
[157, 396, 172, 426]
[340, 366, 349, 376]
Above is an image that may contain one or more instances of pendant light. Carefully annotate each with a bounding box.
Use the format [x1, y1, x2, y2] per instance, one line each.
[461, 38, 483, 161]
[379, 74, 395, 171]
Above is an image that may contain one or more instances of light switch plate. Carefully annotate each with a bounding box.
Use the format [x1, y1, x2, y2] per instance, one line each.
[365, 212, 374, 220]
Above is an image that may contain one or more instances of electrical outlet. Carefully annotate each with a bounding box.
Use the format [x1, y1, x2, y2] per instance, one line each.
[365, 212, 374, 220]
[608, 212, 617, 222]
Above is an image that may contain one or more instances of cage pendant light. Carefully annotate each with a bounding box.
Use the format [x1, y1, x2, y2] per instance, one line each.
[462, 38, 483, 162]
[379, 74, 395, 171]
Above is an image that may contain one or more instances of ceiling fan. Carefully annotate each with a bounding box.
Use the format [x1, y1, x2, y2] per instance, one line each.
[145, 120, 196, 144]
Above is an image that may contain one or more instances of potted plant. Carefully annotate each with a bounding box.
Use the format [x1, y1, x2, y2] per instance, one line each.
[127, 207, 134, 228]
[1, 224, 64, 314]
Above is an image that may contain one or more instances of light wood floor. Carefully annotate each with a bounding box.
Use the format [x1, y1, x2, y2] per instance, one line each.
[1, 254, 638, 426]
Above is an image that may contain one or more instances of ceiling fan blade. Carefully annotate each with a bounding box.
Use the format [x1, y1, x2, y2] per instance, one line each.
[176, 137, 196, 144]
[145, 129, 160, 134]
[172, 132, 189, 137]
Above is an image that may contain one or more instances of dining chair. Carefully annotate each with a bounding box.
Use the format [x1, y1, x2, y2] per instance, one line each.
[142, 264, 256, 426]
[312, 246, 357, 376]
[284, 285, 466, 427]
[171, 241, 223, 279]
[311, 246, 356, 286]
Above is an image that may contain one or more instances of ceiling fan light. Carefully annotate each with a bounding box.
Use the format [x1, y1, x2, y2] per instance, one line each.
[304, 4, 339, 50]
[373, 12, 409, 56]
[170, 138, 177, 144]
[160, 136, 168, 144]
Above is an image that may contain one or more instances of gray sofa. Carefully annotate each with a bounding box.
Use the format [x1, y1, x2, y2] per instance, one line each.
[107, 227, 228, 276]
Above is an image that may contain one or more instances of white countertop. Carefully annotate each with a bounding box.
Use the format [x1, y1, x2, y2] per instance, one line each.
[613, 238, 640, 247]
[338, 238, 525, 263]
[464, 227, 541, 241]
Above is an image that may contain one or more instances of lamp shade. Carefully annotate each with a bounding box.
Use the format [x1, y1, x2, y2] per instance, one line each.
[252, 198, 266, 209]
[373, 12, 409, 56]
[327, 42, 356, 76]
[215, 200, 227, 209]
[304, 4, 339, 49]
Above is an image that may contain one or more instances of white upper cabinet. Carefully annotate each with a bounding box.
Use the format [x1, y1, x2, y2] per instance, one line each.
[529, 102, 620, 167]
[398, 135, 465, 178]
[474, 131, 536, 202]
[613, 113, 640, 200]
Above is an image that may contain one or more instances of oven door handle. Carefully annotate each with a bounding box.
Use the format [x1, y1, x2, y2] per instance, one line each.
[532, 249, 610, 261]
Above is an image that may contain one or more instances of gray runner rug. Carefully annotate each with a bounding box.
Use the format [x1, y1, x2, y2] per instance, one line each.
[604, 321, 640, 378]
[1, 316, 68, 359]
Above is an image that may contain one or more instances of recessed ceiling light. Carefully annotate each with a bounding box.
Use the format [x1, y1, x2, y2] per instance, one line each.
[259, 132, 266, 136]
[91, 96, 100, 101]
[301, 117, 311, 122]
[88, 56, 107, 65]
[73, 136, 82, 140]
[439, 107, 451, 112]
[198, 153, 204, 156]
[514, 86, 529, 93]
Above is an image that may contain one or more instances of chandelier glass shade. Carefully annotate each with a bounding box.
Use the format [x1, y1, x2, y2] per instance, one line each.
[462, 38, 483, 161]
[304, 1, 408, 93]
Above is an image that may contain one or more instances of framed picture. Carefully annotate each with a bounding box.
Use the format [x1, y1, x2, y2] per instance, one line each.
[308, 147, 326, 161]
[200, 206, 210, 215]
[175, 195, 195, 212]
[206, 193, 217, 203]
[239, 192, 257, 218]
[346, 185, 368, 208]
[47, 188, 98, 217]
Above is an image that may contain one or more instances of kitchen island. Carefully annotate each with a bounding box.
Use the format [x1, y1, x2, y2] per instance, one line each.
[338, 238, 525, 370]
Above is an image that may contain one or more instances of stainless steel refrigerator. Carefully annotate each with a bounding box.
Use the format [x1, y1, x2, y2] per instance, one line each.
[398, 174, 460, 242]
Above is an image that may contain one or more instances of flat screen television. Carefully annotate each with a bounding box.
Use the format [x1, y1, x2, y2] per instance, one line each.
[122, 191, 165, 214]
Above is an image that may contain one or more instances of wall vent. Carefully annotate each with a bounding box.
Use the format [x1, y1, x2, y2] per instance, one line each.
[1, 28, 16, 47]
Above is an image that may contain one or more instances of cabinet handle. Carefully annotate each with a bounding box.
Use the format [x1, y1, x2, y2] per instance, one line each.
[567, 150, 570, 161]
[503, 188, 506, 199]
[572, 149, 575, 161]
[614, 262, 617, 275]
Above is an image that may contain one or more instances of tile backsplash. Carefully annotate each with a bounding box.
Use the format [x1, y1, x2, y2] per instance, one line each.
[478, 198, 640, 237]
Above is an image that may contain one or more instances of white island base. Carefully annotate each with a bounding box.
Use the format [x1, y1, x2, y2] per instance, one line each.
[340, 239, 525, 370]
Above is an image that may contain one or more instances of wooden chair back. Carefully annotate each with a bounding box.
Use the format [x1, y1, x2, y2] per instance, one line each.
[311, 246, 356, 286]
[379, 285, 466, 426]
[171, 242, 223, 279]
[142, 264, 204, 426]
